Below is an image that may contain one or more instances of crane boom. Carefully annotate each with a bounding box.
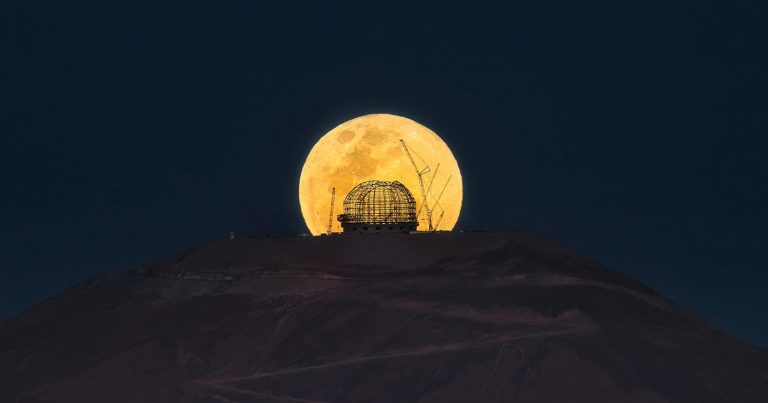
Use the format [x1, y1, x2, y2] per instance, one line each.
[430, 175, 452, 212]
[400, 139, 432, 231]
[428, 174, 452, 232]
[419, 163, 440, 218]
[425, 163, 440, 197]
[434, 208, 445, 231]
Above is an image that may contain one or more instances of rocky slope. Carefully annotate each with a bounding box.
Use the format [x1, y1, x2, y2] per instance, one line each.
[1, 232, 767, 402]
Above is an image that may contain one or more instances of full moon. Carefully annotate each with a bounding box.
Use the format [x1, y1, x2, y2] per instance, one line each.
[299, 114, 463, 235]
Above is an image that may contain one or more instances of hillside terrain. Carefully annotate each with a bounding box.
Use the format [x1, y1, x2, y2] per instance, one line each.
[1, 232, 766, 402]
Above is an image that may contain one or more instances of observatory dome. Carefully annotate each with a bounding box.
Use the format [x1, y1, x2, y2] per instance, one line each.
[337, 180, 419, 234]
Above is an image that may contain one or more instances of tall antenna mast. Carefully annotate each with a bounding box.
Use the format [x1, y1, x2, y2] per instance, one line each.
[327, 187, 336, 235]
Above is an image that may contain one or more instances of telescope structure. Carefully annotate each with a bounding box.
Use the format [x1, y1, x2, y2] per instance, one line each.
[337, 180, 418, 234]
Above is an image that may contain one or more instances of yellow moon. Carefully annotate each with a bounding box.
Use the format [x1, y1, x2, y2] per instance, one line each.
[299, 114, 463, 235]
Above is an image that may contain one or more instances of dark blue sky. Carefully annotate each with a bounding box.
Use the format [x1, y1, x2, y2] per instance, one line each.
[1, 2, 767, 348]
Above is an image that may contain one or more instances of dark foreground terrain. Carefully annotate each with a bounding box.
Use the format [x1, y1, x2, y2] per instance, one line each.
[1, 232, 767, 402]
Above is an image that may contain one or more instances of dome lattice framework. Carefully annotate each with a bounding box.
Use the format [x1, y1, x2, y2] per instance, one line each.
[337, 180, 418, 233]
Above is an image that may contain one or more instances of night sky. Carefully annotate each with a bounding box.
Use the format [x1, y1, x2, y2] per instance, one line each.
[2, 2, 767, 348]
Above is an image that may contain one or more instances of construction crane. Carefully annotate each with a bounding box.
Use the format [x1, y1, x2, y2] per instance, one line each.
[400, 139, 433, 231]
[434, 207, 445, 231]
[430, 175, 452, 231]
[418, 163, 440, 219]
[327, 187, 335, 235]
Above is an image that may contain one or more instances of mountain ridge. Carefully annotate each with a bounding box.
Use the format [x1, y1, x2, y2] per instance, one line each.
[1, 232, 766, 402]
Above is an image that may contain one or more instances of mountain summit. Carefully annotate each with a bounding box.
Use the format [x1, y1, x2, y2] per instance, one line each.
[1, 232, 766, 402]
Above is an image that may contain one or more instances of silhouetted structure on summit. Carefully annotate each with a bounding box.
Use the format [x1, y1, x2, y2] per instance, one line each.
[329, 140, 453, 235]
[327, 187, 336, 235]
[337, 180, 418, 234]
[400, 139, 452, 231]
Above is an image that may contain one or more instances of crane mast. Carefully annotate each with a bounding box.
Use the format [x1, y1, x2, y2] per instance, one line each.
[430, 174, 451, 230]
[327, 187, 335, 235]
[419, 163, 440, 218]
[400, 139, 433, 231]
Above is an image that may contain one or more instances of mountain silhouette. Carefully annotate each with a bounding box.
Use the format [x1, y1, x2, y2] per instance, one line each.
[1, 232, 766, 402]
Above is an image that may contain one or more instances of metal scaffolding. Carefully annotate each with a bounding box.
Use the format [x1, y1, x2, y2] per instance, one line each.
[337, 180, 418, 233]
